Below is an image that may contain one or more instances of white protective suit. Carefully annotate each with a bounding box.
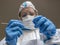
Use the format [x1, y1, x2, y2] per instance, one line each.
[0, 1, 60, 45]
[0, 29, 60, 45]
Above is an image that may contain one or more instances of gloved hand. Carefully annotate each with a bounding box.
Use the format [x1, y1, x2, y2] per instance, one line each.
[5, 20, 26, 45]
[33, 15, 56, 41]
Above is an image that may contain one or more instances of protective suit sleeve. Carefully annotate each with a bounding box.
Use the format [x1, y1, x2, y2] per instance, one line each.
[5, 20, 24, 45]
[33, 15, 56, 42]
[0, 38, 7, 45]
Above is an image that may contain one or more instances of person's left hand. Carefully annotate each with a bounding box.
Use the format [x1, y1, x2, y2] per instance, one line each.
[33, 15, 56, 39]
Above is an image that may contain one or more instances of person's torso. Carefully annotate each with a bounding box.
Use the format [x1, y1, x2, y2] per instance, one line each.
[17, 29, 44, 45]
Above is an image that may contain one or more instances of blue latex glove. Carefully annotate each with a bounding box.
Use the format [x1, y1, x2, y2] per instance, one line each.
[33, 15, 56, 41]
[5, 20, 27, 45]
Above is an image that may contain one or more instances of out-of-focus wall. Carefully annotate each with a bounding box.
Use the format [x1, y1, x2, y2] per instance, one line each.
[0, 0, 60, 40]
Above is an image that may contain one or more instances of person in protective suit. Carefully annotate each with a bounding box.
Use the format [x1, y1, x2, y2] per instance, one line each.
[0, 1, 56, 45]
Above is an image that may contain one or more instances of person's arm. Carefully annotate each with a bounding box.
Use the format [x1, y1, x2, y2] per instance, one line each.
[33, 15, 56, 43]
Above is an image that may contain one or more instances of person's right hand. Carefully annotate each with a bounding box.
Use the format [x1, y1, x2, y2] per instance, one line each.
[33, 15, 56, 42]
[5, 20, 25, 45]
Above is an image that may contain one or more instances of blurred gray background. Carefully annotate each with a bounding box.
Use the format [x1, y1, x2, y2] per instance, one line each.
[0, 0, 60, 40]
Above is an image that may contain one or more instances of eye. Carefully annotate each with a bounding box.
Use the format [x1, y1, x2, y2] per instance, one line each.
[22, 13, 27, 17]
[30, 13, 34, 15]
[29, 12, 35, 16]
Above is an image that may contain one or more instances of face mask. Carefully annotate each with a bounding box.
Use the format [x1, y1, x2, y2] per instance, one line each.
[22, 15, 36, 30]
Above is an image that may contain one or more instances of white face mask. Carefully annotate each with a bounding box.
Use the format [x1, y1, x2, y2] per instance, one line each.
[22, 15, 36, 30]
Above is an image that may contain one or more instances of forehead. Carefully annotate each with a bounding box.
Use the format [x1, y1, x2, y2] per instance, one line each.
[21, 7, 35, 13]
